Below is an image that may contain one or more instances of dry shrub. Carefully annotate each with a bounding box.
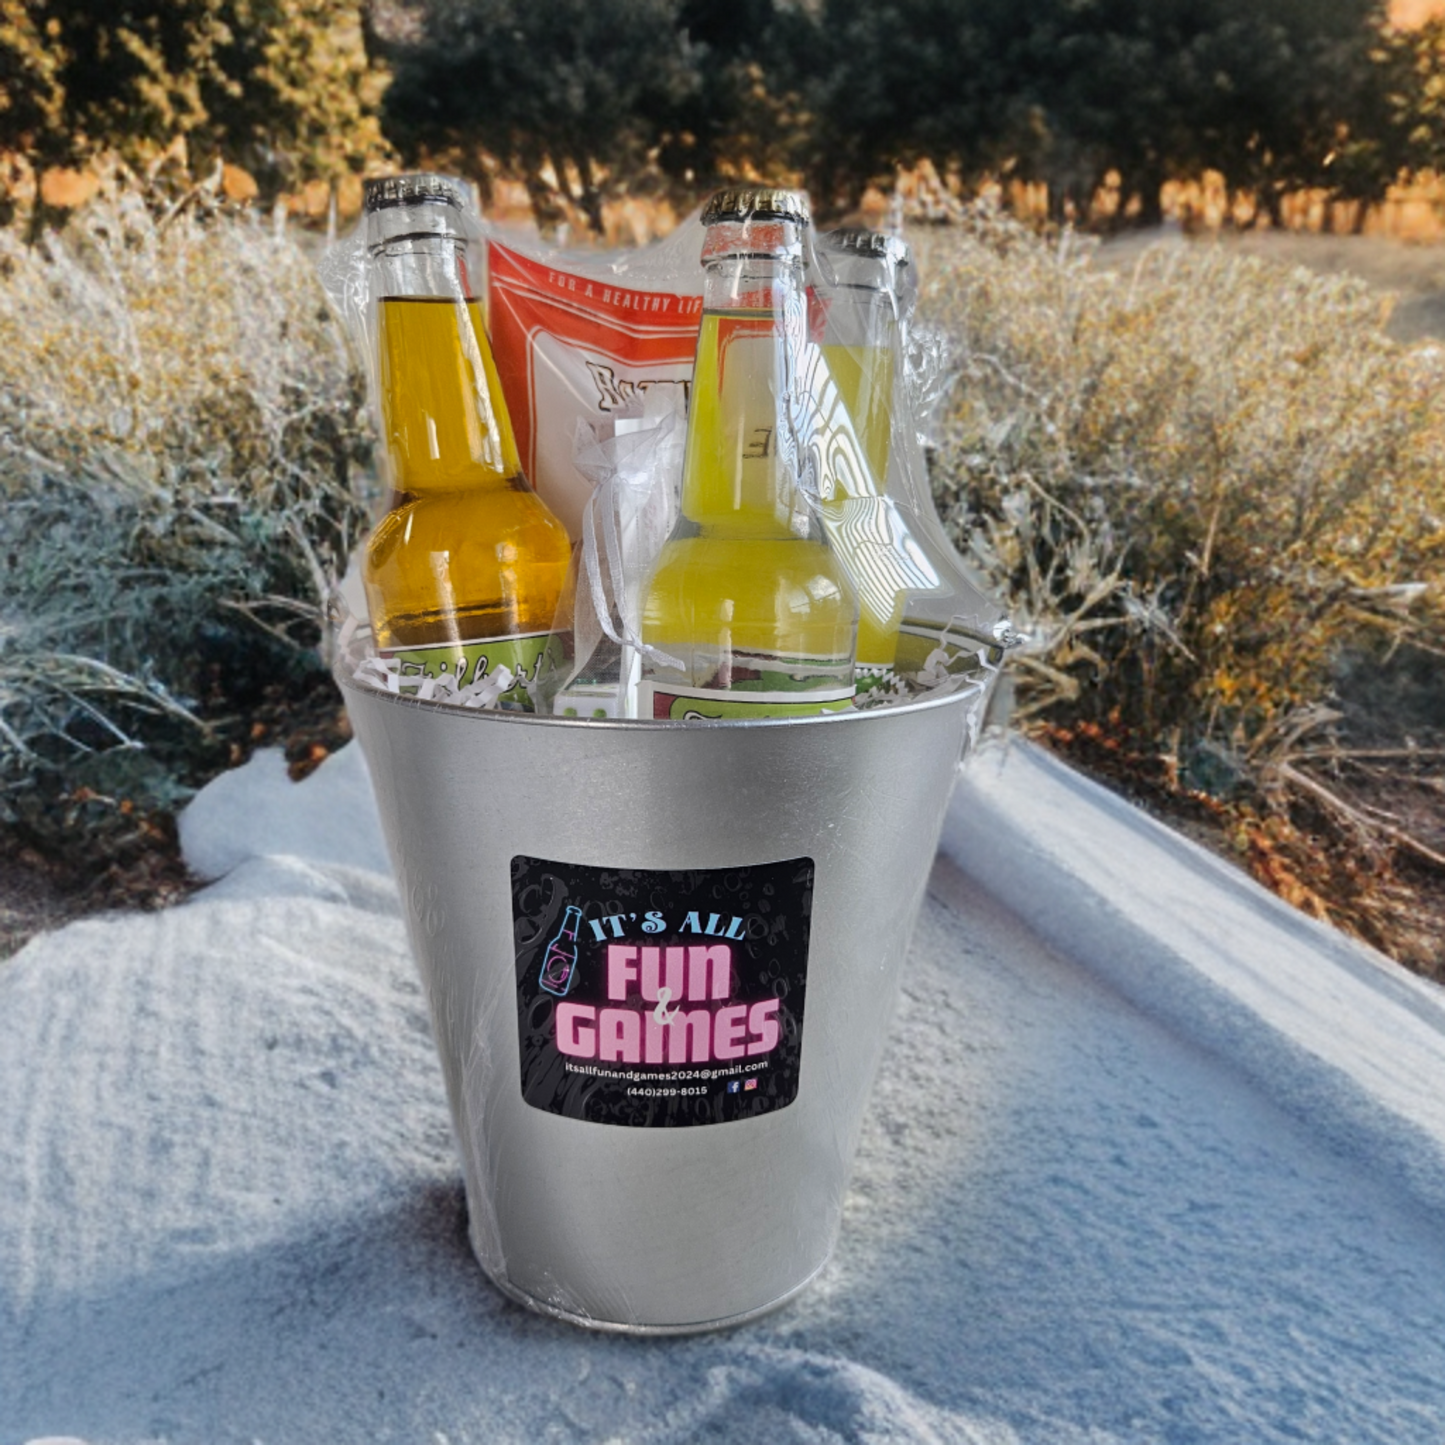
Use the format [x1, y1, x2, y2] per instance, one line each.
[0, 184, 374, 869]
[915, 208, 1445, 970]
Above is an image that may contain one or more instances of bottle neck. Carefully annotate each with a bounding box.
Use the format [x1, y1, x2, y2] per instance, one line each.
[371, 231, 521, 493]
[372, 233, 478, 300]
[701, 253, 803, 315]
[816, 281, 898, 350]
[681, 249, 811, 541]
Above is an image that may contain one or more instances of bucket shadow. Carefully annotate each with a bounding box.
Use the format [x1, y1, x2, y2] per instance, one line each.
[11, 1162, 1017, 1445]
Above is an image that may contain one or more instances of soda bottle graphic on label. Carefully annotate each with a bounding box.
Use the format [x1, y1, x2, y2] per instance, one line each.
[538, 905, 584, 996]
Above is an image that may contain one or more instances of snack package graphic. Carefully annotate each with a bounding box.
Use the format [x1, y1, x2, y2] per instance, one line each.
[486, 235, 705, 541]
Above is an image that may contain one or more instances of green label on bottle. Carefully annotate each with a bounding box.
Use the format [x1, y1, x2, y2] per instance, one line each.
[638, 681, 855, 721]
[892, 619, 1006, 677]
[381, 631, 561, 711]
[854, 663, 898, 697]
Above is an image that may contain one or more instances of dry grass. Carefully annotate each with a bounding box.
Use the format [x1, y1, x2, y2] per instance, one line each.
[0, 178, 374, 883]
[915, 208, 1445, 972]
[0, 182, 371, 629]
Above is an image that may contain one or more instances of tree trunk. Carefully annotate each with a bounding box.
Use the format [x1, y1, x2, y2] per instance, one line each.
[573, 153, 606, 237]
[1045, 172, 1073, 228]
[1132, 168, 1165, 229]
[520, 144, 566, 237]
[1261, 181, 1286, 230]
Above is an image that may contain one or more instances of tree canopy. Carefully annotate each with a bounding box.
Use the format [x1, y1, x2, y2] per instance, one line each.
[789, 0, 1397, 222]
[4, 0, 1445, 228]
[0, 1, 389, 196]
[381, 0, 698, 231]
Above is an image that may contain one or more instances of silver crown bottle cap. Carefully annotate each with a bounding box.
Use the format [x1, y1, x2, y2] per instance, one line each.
[364, 173, 477, 255]
[363, 173, 470, 214]
[821, 227, 909, 267]
[701, 188, 810, 226]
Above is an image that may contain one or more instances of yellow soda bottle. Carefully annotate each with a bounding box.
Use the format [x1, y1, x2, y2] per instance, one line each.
[639, 189, 857, 720]
[360, 174, 571, 709]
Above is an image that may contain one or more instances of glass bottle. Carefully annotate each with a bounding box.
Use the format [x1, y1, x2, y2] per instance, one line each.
[816, 229, 907, 489]
[361, 174, 572, 710]
[814, 227, 1006, 693]
[811, 227, 938, 695]
[639, 189, 857, 720]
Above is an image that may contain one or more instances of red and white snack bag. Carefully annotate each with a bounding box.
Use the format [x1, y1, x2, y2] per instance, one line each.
[486, 222, 706, 540]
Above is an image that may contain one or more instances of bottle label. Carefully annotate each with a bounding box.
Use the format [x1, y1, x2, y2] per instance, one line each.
[637, 681, 855, 721]
[511, 854, 814, 1128]
[853, 663, 898, 698]
[380, 631, 560, 709]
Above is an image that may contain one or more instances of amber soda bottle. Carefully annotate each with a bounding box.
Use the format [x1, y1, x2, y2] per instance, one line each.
[361, 174, 571, 708]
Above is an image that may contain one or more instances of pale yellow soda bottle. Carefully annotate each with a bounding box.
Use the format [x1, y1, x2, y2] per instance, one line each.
[811, 227, 933, 694]
[816, 233, 903, 491]
[639, 189, 857, 720]
[360, 174, 571, 708]
[817, 227, 1010, 690]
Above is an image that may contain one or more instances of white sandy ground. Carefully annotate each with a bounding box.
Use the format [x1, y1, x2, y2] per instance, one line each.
[4, 739, 1445, 1443]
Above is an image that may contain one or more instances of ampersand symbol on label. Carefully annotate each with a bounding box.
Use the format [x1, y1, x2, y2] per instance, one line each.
[653, 988, 678, 1026]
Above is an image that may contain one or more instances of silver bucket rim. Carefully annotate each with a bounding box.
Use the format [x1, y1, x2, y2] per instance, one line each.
[335, 668, 986, 734]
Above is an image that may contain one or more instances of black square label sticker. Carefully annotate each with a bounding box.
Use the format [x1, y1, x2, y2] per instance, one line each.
[511, 855, 813, 1127]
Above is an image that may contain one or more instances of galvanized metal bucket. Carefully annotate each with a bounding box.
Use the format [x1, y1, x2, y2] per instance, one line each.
[340, 673, 981, 1333]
